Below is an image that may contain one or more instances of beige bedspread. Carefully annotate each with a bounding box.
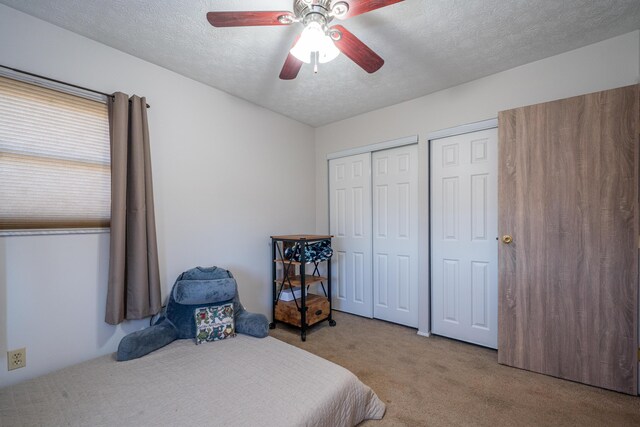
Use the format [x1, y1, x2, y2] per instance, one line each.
[0, 335, 385, 426]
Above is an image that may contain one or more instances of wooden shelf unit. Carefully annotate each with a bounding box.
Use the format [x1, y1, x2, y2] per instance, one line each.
[270, 234, 335, 341]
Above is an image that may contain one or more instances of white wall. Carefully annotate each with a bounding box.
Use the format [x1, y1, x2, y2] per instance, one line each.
[314, 31, 640, 335]
[0, 5, 315, 387]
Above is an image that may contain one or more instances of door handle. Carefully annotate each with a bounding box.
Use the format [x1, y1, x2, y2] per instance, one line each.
[501, 235, 513, 244]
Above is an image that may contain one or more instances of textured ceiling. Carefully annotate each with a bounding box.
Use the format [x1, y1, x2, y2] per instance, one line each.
[2, 0, 640, 126]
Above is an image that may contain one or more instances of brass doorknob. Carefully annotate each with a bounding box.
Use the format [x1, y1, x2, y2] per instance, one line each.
[502, 235, 513, 244]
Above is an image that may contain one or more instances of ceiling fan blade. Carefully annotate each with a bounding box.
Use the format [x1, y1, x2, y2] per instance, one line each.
[331, 25, 384, 73]
[206, 11, 293, 27]
[280, 36, 303, 80]
[339, 0, 404, 19]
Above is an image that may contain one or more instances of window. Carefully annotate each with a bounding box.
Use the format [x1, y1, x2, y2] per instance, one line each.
[0, 75, 110, 230]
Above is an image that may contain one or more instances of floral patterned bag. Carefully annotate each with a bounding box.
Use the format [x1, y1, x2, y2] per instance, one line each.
[284, 240, 333, 263]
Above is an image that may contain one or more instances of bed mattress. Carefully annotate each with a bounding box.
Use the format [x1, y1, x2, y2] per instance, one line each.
[0, 335, 385, 426]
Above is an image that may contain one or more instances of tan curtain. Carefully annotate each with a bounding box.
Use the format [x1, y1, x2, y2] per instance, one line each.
[105, 92, 161, 325]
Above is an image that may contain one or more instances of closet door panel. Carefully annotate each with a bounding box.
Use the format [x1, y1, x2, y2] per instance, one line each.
[372, 145, 419, 327]
[329, 153, 373, 318]
[431, 129, 499, 348]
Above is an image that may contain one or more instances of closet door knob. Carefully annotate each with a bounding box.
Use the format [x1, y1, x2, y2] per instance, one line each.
[502, 235, 513, 244]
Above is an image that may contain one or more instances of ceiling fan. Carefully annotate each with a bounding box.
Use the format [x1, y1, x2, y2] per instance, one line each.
[206, 0, 404, 80]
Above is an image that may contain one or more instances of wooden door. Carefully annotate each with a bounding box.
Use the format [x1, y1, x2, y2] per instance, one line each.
[329, 153, 373, 318]
[498, 85, 639, 394]
[431, 128, 499, 348]
[372, 145, 419, 327]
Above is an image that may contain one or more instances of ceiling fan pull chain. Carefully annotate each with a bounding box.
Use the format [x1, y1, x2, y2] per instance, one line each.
[314, 51, 319, 74]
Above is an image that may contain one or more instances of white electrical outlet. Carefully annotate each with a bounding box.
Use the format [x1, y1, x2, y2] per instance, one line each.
[7, 348, 26, 370]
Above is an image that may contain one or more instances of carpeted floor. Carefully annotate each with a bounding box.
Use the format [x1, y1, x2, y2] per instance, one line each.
[270, 311, 640, 426]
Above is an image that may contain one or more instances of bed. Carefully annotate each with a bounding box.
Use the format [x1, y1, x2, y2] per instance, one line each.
[0, 335, 385, 426]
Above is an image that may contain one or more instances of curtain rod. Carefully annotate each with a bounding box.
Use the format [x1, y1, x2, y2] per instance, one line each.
[0, 64, 150, 108]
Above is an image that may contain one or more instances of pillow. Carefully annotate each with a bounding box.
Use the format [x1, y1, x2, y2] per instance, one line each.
[173, 278, 237, 305]
[194, 303, 235, 344]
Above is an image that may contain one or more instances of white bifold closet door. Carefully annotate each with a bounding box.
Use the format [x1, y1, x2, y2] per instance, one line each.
[329, 153, 373, 318]
[329, 145, 419, 327]
[430, 128, 498, 348]
[372, 146, 419, 327]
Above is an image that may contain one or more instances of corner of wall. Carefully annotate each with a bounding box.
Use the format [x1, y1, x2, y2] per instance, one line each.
[313, 125, 328, 235]
[0, 238, 7, 368]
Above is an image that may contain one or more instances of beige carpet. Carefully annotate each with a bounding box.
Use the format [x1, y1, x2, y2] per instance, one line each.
[270, 311, 640, 426]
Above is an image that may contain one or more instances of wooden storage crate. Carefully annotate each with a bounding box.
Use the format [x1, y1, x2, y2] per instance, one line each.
[274, 294, 330, 328]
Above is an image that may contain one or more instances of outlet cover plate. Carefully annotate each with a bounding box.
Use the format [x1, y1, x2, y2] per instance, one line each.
[7, 348, 26, 370]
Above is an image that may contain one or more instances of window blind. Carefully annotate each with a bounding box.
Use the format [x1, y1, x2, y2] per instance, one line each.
[0, 75, 110, 230]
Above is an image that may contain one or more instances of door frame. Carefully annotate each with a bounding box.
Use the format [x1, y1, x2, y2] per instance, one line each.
[426, 119, 498, 337]
[326, 135, 419, 160]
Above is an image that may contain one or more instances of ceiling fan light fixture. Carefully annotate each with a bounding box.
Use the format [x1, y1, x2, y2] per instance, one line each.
[290, 21, 340, 64]
[316, 31, 341, 63]
[206, 0, 402, 79]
